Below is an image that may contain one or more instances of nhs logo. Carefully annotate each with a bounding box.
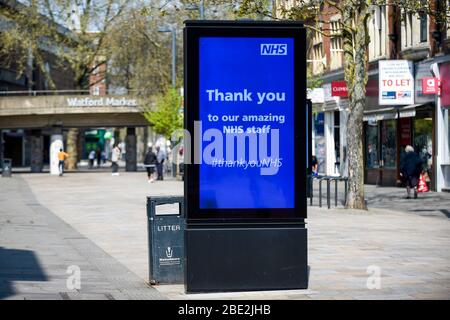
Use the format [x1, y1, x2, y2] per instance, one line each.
[260, 43, 287, 55]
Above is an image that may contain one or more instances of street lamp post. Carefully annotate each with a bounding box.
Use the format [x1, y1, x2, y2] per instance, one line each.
[199, 0, 204, 19]
[185, 0, 204, 19]
[158, 27, 176, 88]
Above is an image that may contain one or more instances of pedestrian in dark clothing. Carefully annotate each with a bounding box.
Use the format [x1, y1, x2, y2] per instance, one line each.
[400, 145, 423, 199]
[156, 145, 166, 181]
[96, 148, 102, 168]
[311, 155, 318, 177]
[144, 147, 157, 183]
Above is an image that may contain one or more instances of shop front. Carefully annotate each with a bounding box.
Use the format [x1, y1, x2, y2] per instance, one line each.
[363, 60, 436, 189]
[364, 104, 434, 187]
[435, 61, 450, 192]
[311, 81, 349, 177]
[364, 114, 397, 186]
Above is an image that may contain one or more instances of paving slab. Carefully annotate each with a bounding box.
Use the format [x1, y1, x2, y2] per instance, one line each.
[2, 172, 450, 299]
[0, 175, 165, 300]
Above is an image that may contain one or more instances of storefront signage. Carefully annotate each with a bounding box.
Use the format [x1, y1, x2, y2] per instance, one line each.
[379, 60, 414, 105]
[331, 80, 348, 97]
[66, 97, 138, 107]
[440, 63, 450, 109]
[307, 88, 325, 103]
[422, 77, 440, 95]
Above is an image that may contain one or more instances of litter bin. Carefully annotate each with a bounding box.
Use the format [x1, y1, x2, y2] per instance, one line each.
[2, 158, 12, 177]
[147, 196, 185, 285]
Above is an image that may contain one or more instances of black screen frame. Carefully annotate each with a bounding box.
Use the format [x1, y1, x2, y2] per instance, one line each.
[184, 21, 307, 224]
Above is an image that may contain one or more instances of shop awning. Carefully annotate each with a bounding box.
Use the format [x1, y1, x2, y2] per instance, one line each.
[363, 103, 427, 121]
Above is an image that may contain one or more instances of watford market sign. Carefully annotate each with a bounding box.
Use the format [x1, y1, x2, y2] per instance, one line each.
[66, 97, 138, 107]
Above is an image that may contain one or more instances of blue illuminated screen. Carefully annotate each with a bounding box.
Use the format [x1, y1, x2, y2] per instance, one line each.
[199, 37, 295, 209]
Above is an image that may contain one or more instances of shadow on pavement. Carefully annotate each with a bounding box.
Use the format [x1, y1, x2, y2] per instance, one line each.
[0, 246, 48, 299]
[410, 209, 450, 218]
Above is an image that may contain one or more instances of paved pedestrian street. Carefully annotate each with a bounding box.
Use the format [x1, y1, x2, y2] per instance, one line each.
[1, 172, 449, 299]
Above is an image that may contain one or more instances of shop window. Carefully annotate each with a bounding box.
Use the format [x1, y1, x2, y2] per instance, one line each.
[330, 20, 343, 70]
[399, 117, 412, 165]
[448, 1, 450, 39]
[413, 117, 433, 172]
[92, 86, 100, 96]
[314, 112, 326, 174]
[381, 120, 397, 168]
[311, 29, 324, 75]
[419, 13, 427, 43]
[334, 111, 340, 173]
[365, 122, 379, 168]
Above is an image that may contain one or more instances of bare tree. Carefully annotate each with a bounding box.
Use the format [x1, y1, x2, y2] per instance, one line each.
[239, 0, 449, 209]
[1, 0, 130, 169]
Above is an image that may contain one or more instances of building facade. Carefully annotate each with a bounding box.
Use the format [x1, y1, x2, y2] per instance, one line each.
[277, 0, 450, 192]
[0, 0, 154, 172]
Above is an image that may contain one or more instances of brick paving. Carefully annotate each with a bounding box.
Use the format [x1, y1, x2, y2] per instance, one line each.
[1, 172, 449, 299]
[309, 178, 450, 219]
[0, 175, 165, 300]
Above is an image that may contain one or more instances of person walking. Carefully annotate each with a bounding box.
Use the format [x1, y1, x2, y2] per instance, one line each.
[400, 145, 423, 199]
[178, 146, 185, 180]
[101, 150, 107, 165]
[144, 147, 157, 183]
[111, 144, 121, 176]
[156, 145, 166, 181]
[88, 150, 95, 169]
[57, 148, 69, 177]
[96, 148, 102, 168]
[311, 155, 319, 177]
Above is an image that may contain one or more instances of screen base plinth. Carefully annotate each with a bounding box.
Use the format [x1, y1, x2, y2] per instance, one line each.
[185, 225, 308, 293]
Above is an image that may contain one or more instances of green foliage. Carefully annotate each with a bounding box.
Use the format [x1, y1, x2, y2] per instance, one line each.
[237, 0, 273, 19]
[307, 67, 323, 89]
[106, 8, 172, 96]
[0, 0, 129, 90]
[143, 88, 183, 139]
[238, 0, 449, 209]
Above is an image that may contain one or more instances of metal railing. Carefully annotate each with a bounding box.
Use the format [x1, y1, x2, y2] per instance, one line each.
[309, 175, 348, 209]
[0, 89, 90, 96]
[0, 89, 144, 96]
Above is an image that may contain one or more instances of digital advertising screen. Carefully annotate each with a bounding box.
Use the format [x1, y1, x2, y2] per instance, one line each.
[198, 37, 295, 209]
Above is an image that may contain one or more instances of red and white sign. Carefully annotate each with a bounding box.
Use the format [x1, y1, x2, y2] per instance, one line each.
[441, 63, 450, 109]
[331, 81, 348, 97]
[422, 77, 440, 95]
[379, 60, 414, 105]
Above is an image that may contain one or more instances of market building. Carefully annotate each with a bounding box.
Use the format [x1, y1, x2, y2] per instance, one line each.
[0, 0, 157, 173]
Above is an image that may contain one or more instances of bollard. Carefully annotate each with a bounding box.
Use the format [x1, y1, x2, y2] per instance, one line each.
[2, 158, 12, 177]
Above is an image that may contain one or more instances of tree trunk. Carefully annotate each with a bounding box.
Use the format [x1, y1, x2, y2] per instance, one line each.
[346, 93, 366, 209]
[344, 1, 369, 210]
[65, 74, 86, 171]
[66, 128, 78, 170]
